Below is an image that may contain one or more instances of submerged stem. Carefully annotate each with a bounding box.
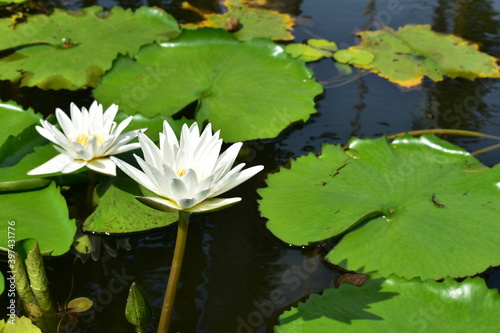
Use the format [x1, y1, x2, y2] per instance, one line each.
[157, 211, 190, 333]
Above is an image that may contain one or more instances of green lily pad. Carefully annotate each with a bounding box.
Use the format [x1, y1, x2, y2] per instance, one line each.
[82, 176, 178, 234]
[115, 113, 194, 141]
[0, 102, 52, 191]
[0, 123, 59, 184]
[308, 39, 338, 52]
[277, 275, 500, 332]
[0, 6, 179, 90]
[0, 101, 41, 147]
[286, 39, 339, 62]
[258, 134, 500, 279]
[94, 28, 322, 142]
[333, 49, 374, 65]
[0, 270, 3, 295]
[0, 182, 76, 256]
[182, 0, 294, 41]
[333, 25, 500, 87]
[67, 297, 93, 313]
[285, 44, 325, 62]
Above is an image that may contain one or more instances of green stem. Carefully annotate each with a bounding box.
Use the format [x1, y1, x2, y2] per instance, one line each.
[86, 169, 96, 214]
[157, 211, 190, 333]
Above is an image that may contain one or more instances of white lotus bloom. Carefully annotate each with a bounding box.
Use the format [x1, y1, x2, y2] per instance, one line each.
[28, 101, 142, 176]
[111, 121, 264, 213]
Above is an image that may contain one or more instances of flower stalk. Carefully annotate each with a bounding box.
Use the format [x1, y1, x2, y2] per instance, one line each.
[157, 211, 190, 333]
[86, 169, 96, 213]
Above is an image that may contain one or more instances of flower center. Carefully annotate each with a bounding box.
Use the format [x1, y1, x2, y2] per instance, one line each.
[76, 133, 105, 147]
[177, 169, 186, 177]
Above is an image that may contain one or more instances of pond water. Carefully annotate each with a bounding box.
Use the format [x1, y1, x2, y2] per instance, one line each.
[1, 0, 500, 332]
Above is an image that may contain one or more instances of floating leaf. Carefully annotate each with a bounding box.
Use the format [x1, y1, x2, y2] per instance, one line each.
[0, 270, 3, 295]
[308, 39, 338, 52]
[82, 176, 178, 234]
[333, 49, 374, 65]
[0, 102, 52, 191]
[259, 134, 500, 279]
[0, 6, 179, 90]
[286, 38, 339, 62]
[0, 101, 41, 147]
[182, 0, 294, 41]
[67, 297, 93, 313]
[333, 25, 500, 87]
[115, 114, 193, 141]
[0, 120, 59, 185]
[286, 45, 328, 62]
[277, 275, 500, 332]
[94, 28, 322, 142]
[0, 182, 76, 255]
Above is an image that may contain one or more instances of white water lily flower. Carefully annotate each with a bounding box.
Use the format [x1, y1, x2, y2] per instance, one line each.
[28, 101, 143, 176]
[111, 121, 264, 213]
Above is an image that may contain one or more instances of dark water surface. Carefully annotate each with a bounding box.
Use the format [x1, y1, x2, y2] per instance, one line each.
[1, 0, 500, 332]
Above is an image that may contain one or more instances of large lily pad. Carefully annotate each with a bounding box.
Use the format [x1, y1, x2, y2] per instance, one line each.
[82, 176, 178, 234]
[258, 134, 500, 279]
[182, 0, 294, 41]
[333, 25, 500, 87]
[0, 6, 179, 90]
[277, 275, 500, 332]
[0, 182, 75, 255]
[0, 101, 41, 147]
[0, 101, 52, 191]
[94, 28, 322, 142]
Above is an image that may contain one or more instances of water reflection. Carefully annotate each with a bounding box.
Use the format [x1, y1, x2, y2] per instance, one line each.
[422, 0, 500, 135]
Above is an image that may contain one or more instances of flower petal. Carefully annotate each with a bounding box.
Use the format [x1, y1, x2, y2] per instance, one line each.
[87, 158, 116, 176]
[136, 196, 182, 212]
[170, 178, 188, 201]
[111, 156, 158, 194]
[210, 164, 264, 197]
[55, 108, 76, 137]
[69, 103, 83, 129]
[102, 103, 118, 131]
[112, 115, 133, 137]
[186, 197, 241, 213]
[138, 132, 163, 169]
[62, 160, 87, 174]
[27, 153, 72, 175]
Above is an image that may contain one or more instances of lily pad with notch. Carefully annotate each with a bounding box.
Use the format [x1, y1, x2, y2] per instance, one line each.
[94, 28, 322, 142]
[258, 134, 500, 280]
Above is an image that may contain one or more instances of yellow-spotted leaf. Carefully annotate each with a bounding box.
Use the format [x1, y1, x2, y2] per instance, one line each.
[333, 25, 500, 87]
[181, 0, 294, 41]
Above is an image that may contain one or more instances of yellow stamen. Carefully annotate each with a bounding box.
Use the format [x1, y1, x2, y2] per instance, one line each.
[75, 133, 105, 147]
[177, 169, 186, 177]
